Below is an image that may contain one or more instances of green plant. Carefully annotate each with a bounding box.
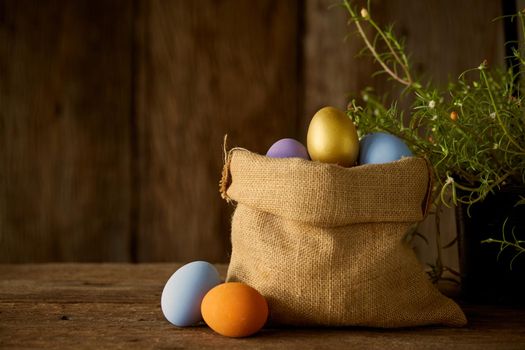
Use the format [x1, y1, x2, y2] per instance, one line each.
[342, 0, 525, 281]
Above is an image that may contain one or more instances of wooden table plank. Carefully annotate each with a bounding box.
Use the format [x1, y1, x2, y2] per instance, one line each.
[1, 264, 524, 349]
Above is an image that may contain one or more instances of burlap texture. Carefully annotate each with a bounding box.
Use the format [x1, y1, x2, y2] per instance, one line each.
[221, 149, 467, 328]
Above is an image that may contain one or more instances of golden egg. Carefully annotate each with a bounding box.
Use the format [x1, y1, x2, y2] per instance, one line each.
[306, 106, 359, 167]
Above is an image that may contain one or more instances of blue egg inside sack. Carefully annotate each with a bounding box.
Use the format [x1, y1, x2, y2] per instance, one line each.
[359, 132, 413, 165]
[161, 261, 221, 327]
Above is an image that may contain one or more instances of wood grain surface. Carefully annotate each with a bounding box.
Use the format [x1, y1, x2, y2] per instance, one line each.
[1, 263, 525, 349]
[0, 0, 508, 263]
[136, 0, 299, 262]
[0, 0, 133, 262]
[303, 0, 504, 118]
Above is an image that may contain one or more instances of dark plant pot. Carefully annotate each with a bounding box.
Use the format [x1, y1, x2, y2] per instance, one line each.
[456, 187, 525, 305]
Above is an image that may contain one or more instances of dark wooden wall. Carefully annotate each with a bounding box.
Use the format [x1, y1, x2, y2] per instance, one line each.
[0, 0, 504, 263]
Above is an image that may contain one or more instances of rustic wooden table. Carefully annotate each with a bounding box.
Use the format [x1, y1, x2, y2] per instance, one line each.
[1, 264, 524, 349]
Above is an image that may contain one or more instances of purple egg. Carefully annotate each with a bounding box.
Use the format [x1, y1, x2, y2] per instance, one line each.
[266, 138, 310, 159]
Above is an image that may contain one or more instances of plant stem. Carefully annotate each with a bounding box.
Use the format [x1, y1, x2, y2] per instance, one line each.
[452, 118, 513, 176]
[482, 238, 524, 252]
[480, 69, 525, 153]
[434, 202, 444, 281]
[343, 1, 412, 86]
[367, 19, 413, 84]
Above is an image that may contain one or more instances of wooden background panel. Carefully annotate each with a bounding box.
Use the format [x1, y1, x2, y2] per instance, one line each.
[303, 0, 504, 272]
[303, 0, 504, 124]
[0, 0, 508, 264]
[136, 0, 299, 262]
[302, 0, 373, 137]
[0, 0, 132, 262]
[377, 0, 504, 85]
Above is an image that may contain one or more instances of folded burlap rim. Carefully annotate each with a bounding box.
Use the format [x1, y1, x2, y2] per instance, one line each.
[220, 137, 434, 227]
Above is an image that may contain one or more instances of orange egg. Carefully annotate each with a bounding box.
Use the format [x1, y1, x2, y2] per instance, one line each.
[201, 282, 268, 338]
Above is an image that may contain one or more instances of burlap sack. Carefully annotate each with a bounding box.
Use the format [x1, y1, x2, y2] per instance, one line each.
[220, 148, 466, 328]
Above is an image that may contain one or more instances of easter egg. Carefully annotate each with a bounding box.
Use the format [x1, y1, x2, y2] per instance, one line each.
[161, 261, 221, 327]
[358, 132, 413, 165]
[306, 106, 359, 167]
[266, 138, 309, 159]
[201, 282, 268, 338]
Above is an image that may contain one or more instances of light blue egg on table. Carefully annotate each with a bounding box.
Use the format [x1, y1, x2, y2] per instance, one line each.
[359, 132, 413, 165]
[161, 261, 221, 327]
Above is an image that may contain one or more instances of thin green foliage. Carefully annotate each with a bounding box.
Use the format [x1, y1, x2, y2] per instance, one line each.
[342, 1, 525, 276]
[482, 217, 525, 270]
